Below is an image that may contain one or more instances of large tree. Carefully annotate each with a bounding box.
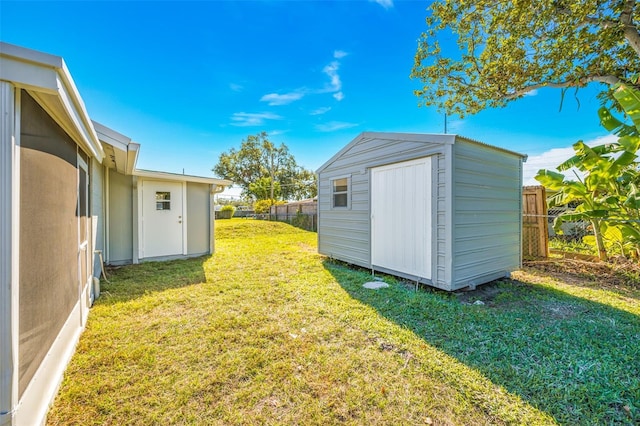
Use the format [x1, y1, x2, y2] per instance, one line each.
[213, 132, 316, 201]
[411, 0, 640, 117]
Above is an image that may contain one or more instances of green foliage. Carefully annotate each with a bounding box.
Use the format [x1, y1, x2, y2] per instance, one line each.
[536, 84, 640, 260]
[254, 198, 285, 214]
[212, 132, 316, 201]
[411, 1, 640, 117]
[220, 204, 236, 214]
[248, 177, 281, 200]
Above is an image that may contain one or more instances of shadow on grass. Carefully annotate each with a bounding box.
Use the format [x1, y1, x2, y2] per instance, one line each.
[323, 259, 640, 425]
[97, 256, 208, 305]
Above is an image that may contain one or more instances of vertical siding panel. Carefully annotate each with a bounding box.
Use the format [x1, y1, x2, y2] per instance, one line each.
[108, 169, 133, 264]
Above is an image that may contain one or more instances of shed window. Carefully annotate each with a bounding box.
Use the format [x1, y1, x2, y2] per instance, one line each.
[332, 177, 350, 208]
[156, 192, 171, 210]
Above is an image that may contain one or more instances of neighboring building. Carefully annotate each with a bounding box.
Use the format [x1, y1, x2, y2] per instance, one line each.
[317, 132, 525, 292]
[0, 42, 230, 426]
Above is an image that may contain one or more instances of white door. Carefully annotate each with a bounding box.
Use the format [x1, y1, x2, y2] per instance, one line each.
[371, 157, 432, 280]
[142, 180, 184, 258]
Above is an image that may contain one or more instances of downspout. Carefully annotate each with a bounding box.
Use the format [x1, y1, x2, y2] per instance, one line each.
[104, 164, 110, 264]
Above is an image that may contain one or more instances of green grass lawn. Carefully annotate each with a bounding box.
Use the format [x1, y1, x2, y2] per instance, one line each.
[47, 220, 639, 425]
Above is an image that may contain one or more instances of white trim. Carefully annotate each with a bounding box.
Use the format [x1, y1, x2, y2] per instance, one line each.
[0, 81, 18, 425]
[0, 43, 104, 163]
[330, 175, 351, 210]
[133, 176, 141, 264]
[13, 286, 90, 426]
[134, 169, 232, 186]
[77, 154, 90, 325]
[444, 144, 455, 288]
[104, 167, 110, 264]
[182, 181, 188, 255]
[316, 132, 525, 174]
[209, 186, 215, 254]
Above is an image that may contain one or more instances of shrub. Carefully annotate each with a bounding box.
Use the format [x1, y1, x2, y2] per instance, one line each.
[219, 205, 236, 219]
[254, 199, 285, 214]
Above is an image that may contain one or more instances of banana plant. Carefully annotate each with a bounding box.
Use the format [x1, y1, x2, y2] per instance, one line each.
[535, 83, 640, 261]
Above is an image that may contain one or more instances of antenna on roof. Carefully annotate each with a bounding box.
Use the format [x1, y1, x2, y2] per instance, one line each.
[182, 168, 185, 175]
[444, 113, 448, 134]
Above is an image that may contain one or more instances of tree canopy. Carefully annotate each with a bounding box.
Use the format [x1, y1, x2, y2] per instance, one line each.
[212, 132, 316, 201]
[411, 0, 640, 117]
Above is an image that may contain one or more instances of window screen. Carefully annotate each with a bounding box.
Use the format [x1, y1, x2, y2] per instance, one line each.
[156, 192, 171, 210]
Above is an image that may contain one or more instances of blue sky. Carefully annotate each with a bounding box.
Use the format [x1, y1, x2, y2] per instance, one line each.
[1, 0, 615, 196]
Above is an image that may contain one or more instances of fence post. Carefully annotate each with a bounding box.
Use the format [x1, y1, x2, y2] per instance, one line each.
[522, 186, 549, 259]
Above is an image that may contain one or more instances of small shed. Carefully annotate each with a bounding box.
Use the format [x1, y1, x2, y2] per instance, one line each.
[317, 132, 526, 291]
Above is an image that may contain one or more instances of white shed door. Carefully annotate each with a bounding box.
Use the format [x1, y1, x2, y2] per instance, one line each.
[142, 180, 184, 258]
[371, 157, 432, 280]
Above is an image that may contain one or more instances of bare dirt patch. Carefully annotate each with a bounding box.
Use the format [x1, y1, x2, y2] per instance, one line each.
[522, 258, 640, 294]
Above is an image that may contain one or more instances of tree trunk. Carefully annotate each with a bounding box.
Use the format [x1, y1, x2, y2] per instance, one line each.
[591, 218, 608, 261]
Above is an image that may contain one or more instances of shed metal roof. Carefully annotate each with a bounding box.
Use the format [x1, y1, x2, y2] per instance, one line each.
[317, 132, 526, 174]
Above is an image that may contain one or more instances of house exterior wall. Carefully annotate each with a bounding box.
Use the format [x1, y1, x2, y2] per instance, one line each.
[317, 134, 450, 281]
[91, 160, 105, 279]
[451, 140, 523, 289]
[108, 168, 133, 264]
[186, 182, 210, 255]
[18, 91, 81, 396]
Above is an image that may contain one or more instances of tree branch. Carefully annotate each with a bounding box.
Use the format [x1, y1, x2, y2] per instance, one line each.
[504, 75, 623, 99]
[620, 0, 640, 58]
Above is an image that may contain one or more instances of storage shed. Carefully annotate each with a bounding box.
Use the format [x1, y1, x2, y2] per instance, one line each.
[317, 132, 526, 291]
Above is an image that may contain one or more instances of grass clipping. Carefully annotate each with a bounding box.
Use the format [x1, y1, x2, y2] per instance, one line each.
[47, 220, 639, 425]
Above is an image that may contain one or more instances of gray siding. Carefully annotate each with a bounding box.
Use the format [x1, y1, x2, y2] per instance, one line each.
[451, 140, 522, 289]
[108, 169, 133, 264]
[318, 134, 449, 275]
[318, 132, 523, 291]
[187, 182, 210, 255]
[90, 161, 105, 277]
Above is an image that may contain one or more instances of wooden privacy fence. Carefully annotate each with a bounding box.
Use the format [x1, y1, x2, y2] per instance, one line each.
[269, 200, 318, 232]
[522, 185, 549, 259]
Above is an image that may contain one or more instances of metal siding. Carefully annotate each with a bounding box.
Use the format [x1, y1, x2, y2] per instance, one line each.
[451, 140, 522, 289]
[186, 182, 210, 255]
[318, 135, 447, 274]
[90, 160, 104, 278]
[108, 169, 133, 264]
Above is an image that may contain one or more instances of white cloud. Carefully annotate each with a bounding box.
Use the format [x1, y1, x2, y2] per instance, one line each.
[315, 121, 358, 132]
[322, 61, 342, 93]
[260, 91, 305, 106]
[229, 83, 244, 92]
[264, 51, 347, 106]
[524, 89, 538, 97]
[370, 0, 393, 9]
[269, 129, 289, 136]
[230, 112, 282, 127]
[334, 50, 348, 59]
[522, 134, 617, 185]
[310, 106, 331, 116]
